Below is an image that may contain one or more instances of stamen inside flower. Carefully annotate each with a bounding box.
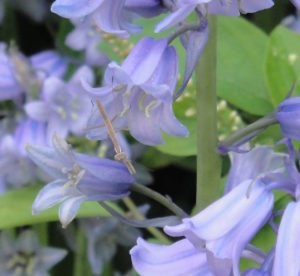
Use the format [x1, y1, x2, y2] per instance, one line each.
[62, 164, 85, 189]
[145, 100, 158, 118]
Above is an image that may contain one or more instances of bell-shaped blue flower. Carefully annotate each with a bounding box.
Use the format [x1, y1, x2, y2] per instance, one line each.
[130, 238, 216, 276]
[26, 134, 134, 228]
[124, 0, 166, 18]
[25, 66, 94, 144]
[165, 180, 274, 275]
[66, 18, 109, 66]
[225, 146, 286, 193]
[51, 0, 141, 38]
[82, 216, 141, 275]
[82, 37, 188, 146]
[276, 97, 300, 141]
[0, 44, 67, 101]
[273, 201, 300, 276]
[0, 230, 67, 275]
[155, 0, 274, 32]
[0, 119, 47, 190]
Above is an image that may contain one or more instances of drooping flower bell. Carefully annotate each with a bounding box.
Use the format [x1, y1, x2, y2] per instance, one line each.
[51, 0, 141, 38]
[26, 134, 134, 228]
[124, 0, 166, 18]
[0, 119, 47, 191]
[0, 44, 67, 101]
[0, 230, 67, 275]
[82, 37, 188, 146]
[25, 66, 94, 144]
[225, 145, 286, 194]
[272, 201, 300, 276]
[82, 216, 141, 275]
[276, 97, 300, 141]
[155, 0, 274, 32]
[66, 17, 109, 67]
[130, 238, 218, 276]
[164, 180, 274, 275]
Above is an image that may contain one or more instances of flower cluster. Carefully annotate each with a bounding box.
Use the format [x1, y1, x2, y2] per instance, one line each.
[0, 230, 66, 275]
[1, 0, 300, 275]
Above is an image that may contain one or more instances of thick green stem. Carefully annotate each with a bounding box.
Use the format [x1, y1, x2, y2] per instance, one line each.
[195, 16, 221, 212]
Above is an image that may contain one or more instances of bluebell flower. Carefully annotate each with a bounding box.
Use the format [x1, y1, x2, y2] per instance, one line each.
[225, 146, 286, 194]
[0, 230, 67, 275]
[30, 50, 67, 79]
[0, 43, 23, 101]
[272, 201, 300, 276]
[164, 180, 274, 275]
[0, 119, 47, 190]
[81, 216, 141, 275]
[0, 44, 67, 101]
[26, 134, 134, 227]
[51, 0, 141, 38]
[124, 0, 166, 18]
[276, 97, 300, 141]
[131, 238, 216, 276]
[66, 18, 109, 66]
[25, 66, 94, 144]
[155, 0, 274, 32]
[82, 37, 188, 146]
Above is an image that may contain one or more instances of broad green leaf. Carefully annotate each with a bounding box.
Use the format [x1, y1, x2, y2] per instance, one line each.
[0, 185, 113, 229]
[265, 26, 300, 106]
[157, 90, 244, 156]
[217, 16, 273, 116]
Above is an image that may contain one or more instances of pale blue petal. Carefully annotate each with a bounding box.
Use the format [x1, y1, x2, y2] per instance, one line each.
[70, 65, 94, 86]
[225, 146, 286, 193]
[165, 180, 271, 241]
[176, 21, 208, 97]
[51, 0, 104, 18]
[32, 179, 67, 214]
[273, 202, 300, 276]
[208, 0, 240, 16]
[130, 238, 214, 276]
[26, 144, 67, 179]
[51, 133, 74, 164]
[25, 101, 50, 121]
[47, 117, 69, 145]
[240, 0, 274, 13]
[75, 153, 134, 183]
[154, 104, 189, 137]
[155, 4, 197, 33]
[92, 0, 130, 38]
[42, 77, 64, 103]
[40, 247, 67, 269]
[58, 196, 86, 227]
[128, 96, 164, 145]
[14, 119, 47, 155]
[30, 50, 67, 78]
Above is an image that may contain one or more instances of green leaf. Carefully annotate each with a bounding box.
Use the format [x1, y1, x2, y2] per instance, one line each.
[0, 185, 113, 229]
[265, 26, 300, 106]
[217, 16, 273, 116]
